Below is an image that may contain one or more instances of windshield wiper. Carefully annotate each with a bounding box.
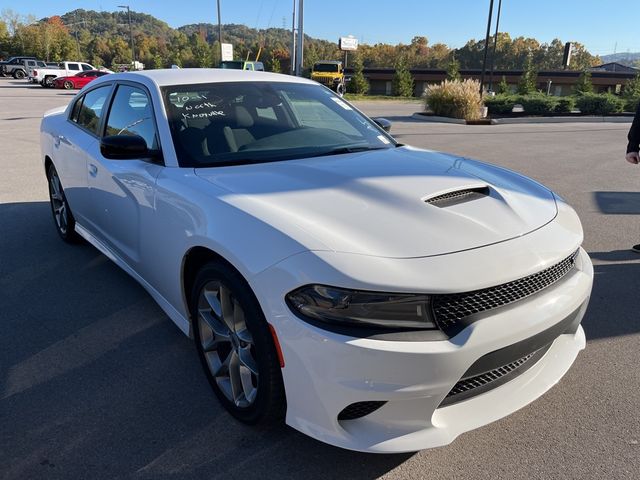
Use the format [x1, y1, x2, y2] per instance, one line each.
[307, 145, 389, 159]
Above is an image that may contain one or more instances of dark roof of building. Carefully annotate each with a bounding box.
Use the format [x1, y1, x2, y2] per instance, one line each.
[590, 62, 638, 73]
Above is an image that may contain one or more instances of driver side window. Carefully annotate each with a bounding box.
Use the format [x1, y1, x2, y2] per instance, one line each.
[105, 84, 159, 150]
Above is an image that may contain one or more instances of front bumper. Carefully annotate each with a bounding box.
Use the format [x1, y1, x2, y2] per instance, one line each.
[252, 214, 592, 452]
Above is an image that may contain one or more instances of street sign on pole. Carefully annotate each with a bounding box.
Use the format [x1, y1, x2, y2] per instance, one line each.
[339, 36, 358, 51]
[221, 43, 233, 61]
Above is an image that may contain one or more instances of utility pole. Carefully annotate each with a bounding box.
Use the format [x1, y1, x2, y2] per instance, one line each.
[295, 0, 304, 76]
[479, 0, 494, 94]
[217, 0, 223, 62]
[487, 0, 502, 92]
[118, 5, 135, 64]
[290, 0, 296, 75]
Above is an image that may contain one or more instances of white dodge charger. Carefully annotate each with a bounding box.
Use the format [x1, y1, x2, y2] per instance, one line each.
[40, 69, 592, 453]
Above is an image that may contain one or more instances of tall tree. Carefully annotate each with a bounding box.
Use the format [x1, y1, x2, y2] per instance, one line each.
[393, 56, 414, 97]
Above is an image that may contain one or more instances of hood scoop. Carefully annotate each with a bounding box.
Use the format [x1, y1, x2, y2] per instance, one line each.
[424, 185, 490, 208]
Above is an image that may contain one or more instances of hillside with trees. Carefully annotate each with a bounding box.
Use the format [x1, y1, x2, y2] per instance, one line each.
[0, 8, 601, 72]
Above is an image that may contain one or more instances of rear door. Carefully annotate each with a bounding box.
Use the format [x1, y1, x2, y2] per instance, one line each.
[87, 81, 163, 267]
[55, 84, 113, 227]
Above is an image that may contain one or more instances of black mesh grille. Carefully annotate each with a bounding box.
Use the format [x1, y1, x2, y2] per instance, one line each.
[425, 187, 490, 207]
[338, 401, 386, 421]
[448, 353, 534, 397]
[433, 251, 578, 333]
[441, 343, 552, 407]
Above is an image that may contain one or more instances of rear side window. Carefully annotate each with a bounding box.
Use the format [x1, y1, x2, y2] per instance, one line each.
[105, 84, 158, 150]
[70, 97, 84, 122]
[75, 85, 111, 135]
[81, 64, 92, 71]
[68, 63, 80, 71]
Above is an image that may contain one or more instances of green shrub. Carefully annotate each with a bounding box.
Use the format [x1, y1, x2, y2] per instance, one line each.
[554, 97, 576, 114]
[393, 57, 415, 97]
[575, 93, 624, 115]
[484, 94, 518, 114]
[520, 93, 559, 115]
[425, 79, 483, 120]
[624, 97, 640, 113]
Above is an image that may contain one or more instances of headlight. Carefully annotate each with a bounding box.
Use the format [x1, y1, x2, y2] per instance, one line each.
[286, 285, 437, 330]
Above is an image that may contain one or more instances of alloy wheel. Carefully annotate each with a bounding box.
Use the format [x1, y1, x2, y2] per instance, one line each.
[48, 169, 68, 235]
[197, 281, 259, 408]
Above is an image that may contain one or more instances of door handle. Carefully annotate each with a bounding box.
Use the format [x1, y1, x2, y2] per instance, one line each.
[89, 163, 98, 177]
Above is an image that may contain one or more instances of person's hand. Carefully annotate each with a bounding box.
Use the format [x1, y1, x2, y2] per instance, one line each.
[626, 152, 640, 164]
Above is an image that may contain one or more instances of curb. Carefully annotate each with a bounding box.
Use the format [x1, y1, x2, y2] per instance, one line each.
[412, 113, 633, 125]
[411, 113, 466, 124]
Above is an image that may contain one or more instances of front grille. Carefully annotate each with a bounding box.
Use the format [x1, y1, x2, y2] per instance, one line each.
[433, 251, 579, 334]
[313, 75, 335, 86]
[338, 401, 386, 421]
[440, 343, 551, 407]
[425, 187, 490, 207]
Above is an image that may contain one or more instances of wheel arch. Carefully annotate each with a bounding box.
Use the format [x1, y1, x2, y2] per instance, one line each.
[181, 246, 250, 324]
[44, 155, 53, 175]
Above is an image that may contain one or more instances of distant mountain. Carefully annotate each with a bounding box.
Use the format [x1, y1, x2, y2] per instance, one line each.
[601, 52, 640, 66]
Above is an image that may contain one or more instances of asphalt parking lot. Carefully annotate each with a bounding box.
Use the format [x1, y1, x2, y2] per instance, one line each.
[1, 77, 639, 479]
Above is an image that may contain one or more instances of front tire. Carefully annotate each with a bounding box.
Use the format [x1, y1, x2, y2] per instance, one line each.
[13, 69, 25, 79]
[47, 164, 80, 243]
[191, 261, 285, 424]
[44, 76, 55, 88]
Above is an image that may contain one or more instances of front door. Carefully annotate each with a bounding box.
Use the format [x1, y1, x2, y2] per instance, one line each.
[87, 83, 163, 269]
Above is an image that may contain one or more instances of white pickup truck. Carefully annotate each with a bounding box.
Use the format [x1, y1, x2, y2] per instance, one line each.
[34, 61, 95, 88]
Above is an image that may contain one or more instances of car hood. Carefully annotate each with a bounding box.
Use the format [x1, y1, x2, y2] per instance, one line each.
[195, 147, 558, 258]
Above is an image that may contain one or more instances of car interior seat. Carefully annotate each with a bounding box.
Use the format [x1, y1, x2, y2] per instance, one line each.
[223, 105, 256, 152]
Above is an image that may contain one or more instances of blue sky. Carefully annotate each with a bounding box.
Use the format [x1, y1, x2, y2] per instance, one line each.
[8, 0, 640, 55]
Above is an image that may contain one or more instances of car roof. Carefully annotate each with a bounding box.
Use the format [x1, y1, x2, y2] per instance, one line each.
[94, 68, 316, 88]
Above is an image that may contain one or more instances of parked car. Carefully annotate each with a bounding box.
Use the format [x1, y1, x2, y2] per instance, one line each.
[40, 69, 592, 453]
[0, 56, 37, 78]
[34, 61, 95, 87]
[219, 60, 265, 71]
[53, 70, 110, 89]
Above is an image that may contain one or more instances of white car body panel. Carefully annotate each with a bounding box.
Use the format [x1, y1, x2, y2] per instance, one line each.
[40, 69, 593, 453]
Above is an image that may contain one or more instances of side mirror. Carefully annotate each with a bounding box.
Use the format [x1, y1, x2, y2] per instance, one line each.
[100, 134, 158, 160]
[372, 117, 392, 132]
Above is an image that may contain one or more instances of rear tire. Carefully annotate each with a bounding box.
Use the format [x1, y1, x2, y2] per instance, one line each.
[44, 76, 55, 88]
[13, 69, 25, 79]
[191, 261, 285, 425]
[63, 80, 74, 90]
[47, 164, 81, 243]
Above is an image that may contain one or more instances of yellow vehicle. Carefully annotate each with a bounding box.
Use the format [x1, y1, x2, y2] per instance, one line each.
[311, 60, 345, 96]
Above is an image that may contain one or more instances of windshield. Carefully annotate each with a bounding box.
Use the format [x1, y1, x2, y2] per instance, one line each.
[219, 61, 244, 69]
[162, 82, 394, 168]
[313, 63, 340, 73]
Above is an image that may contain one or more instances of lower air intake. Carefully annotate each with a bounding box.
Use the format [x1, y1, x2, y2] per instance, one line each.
[338, 401, 387, 420]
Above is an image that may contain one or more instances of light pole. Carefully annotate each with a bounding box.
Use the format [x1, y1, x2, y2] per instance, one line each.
[217, 0, 223, 62]
[487, 0, 503, 93]
[118, 5, 135, 65]
[295, 0, 304, 76]
[479, 0, 494, 94]
[291, 0, 296, 74]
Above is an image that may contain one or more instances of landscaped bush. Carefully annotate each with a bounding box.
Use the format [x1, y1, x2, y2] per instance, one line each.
[519, 93, 559, 115]
[425, 79, 483, 120]
[484, 94, 519, 114]
[554, 97, 576, 114]
[575, 93, 624, 115]
[624, 97, 640, 113]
